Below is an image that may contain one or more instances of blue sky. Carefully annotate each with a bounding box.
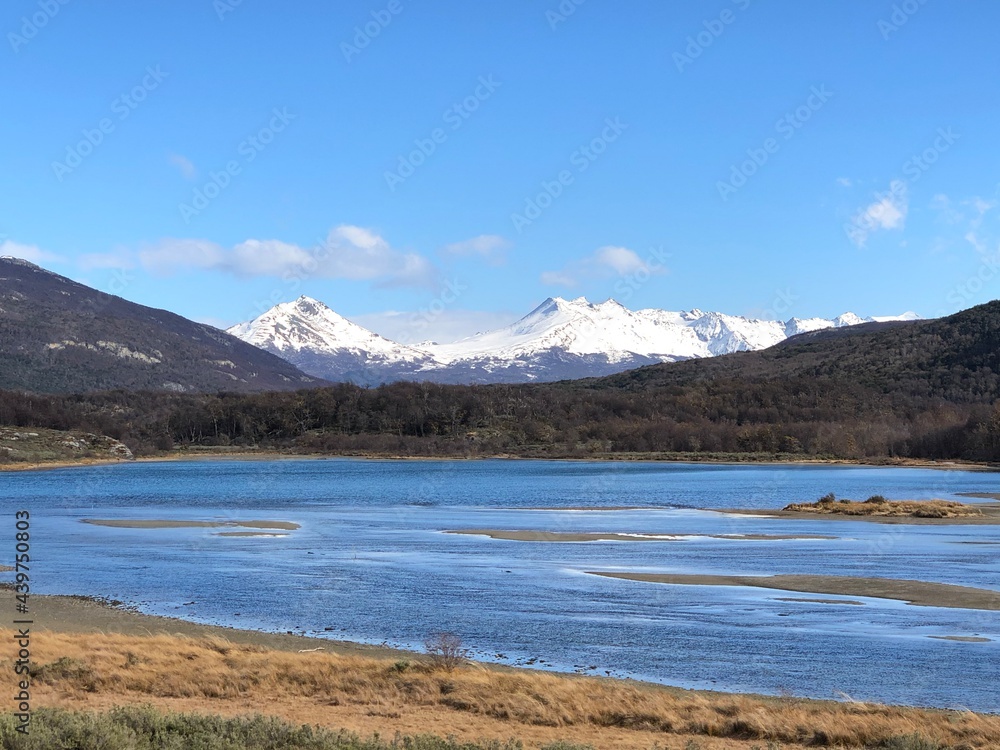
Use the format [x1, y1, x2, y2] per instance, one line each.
[2, 0, 999, 342]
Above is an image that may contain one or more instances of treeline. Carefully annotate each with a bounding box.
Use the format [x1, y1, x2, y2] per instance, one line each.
[6, 301, 1000, 463]
[1, 375, 999, 462]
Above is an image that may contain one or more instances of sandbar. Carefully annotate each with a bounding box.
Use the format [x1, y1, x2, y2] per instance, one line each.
[928, 635, 992, 643]
[586, 572, 1000, 610]
[82, 518, 300, 530]
[774, 597, 865, 606]
[708, 506, 1000, 525]
[448, 529, 836, 542]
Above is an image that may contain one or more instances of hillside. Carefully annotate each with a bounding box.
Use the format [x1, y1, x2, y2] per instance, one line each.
[5, 299, 1000, 462]
[0, 258, 320, 393]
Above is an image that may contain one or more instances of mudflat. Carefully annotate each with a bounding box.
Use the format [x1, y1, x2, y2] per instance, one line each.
[587, 572, 1000, 611]
[448, 529, 837, 542]
[82, 518, 301, 530]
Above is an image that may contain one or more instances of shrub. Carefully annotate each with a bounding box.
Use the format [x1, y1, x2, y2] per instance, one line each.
[424, 632, 468, 671]
[817, 493, 836, 504]
[865, 495, 889, 504]
[873, 734, 943, 750]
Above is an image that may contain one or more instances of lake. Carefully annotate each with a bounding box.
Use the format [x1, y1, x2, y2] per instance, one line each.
[4, 458, 999, 711]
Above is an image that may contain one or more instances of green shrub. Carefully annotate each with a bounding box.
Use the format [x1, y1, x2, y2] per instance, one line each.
[871, 734, 943, 750]
[0, 706, 530, 750]
[865, 495, 889, 504]
[818, 493, 836, 504]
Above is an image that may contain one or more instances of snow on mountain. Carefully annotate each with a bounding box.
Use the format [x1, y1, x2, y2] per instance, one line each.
[228, 295, 921, 385]
[226, 296, 437, 384]
[426, 297, 703, 364]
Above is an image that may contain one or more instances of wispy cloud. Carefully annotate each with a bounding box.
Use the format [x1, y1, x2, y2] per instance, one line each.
[836, 177, 853, 187]
[77, 249, 137, 271]
[441, 234, 510, 265]
[168, 153, 197, 180]
[135, 225, 438, 289]
[541, 245, 666, 287]
[848, 180, 908, 247]
[0, 240, 64, 264]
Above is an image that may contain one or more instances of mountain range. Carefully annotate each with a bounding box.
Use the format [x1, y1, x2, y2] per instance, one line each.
[0, 257, 319, 393]
[227, 295, 920, 385]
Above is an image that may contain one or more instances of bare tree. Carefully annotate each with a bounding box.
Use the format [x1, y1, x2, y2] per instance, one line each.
[423, 632, 467, 671]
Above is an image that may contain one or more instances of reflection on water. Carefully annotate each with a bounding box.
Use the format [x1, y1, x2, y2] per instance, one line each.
[4, 458, 999, 711]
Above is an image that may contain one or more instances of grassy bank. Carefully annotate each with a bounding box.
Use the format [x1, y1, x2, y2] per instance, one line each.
[0, 706, 965, 750]
[783, 496, 987, 518]
[8, 629, 1000, 749]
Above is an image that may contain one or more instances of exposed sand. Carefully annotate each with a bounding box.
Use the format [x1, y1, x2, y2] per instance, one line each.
[448, 529, 836, 542]
[958, 492, 1000, 501]
[82, 518, 300, 530]
[0, 565, 12, 572]
[709, 505, 1000, 525]
[774, 597, 866, 606]
[928, 635, 992, 643]
[587, 572, 1000, 610]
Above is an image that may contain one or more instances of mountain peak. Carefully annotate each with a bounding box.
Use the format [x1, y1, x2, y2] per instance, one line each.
[229, 295, 924, 386]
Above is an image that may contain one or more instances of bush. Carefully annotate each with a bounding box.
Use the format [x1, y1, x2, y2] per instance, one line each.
[817, 493, 836, 504]
[0, 705, 530, 749]
[865, 495, 889, 504]
[872, 734, 943, 750]
[424, 632, 468, 671]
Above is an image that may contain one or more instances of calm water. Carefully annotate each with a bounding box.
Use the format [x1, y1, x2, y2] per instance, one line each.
[4, 459, 1000, 711]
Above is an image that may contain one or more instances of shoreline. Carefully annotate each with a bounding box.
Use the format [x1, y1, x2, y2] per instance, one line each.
[15, 600, 1000, 750]
[17, 591, 996, 704]
[709, 504, 1000, 525]
[3, 448, 998, 473]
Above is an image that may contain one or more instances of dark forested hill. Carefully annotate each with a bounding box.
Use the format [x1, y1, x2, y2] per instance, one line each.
[5, 298, 1000, 463]
[0, 257, 321, 393]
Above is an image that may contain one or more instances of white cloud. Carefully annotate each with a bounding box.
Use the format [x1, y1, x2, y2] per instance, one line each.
[169, 153, 197, 180]
[77, 249, 137, 271]
[541, 245, 666, 287]
[849, 180, 908, 247]
[139, 238, 228, 275]
[441, 234, 509, 265]
[0, 240, 64, 265]
[836, 177, 853, 187]
[134, 226, 438, 288]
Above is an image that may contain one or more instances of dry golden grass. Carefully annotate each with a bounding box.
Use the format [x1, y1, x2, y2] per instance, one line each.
[783, 498, 986, 518]
[7, 629, 1000, 749]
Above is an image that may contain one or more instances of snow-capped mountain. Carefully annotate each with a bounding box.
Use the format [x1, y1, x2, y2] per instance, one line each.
[226, 296, 436, 385]
[228, 295, 920, 385]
